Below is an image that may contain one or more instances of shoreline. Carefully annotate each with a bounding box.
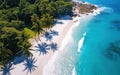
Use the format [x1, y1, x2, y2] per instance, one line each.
[0, 1, 103, 75]
[42, 7, 103, 75]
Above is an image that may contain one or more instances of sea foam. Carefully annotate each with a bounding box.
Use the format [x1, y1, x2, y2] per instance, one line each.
[72, 67, 77, 75]
[77, 32, 86, 53]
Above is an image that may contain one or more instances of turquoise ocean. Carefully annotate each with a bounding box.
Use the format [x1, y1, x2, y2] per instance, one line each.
[43, 0, 120, 75]
[75, 0, 120, 75]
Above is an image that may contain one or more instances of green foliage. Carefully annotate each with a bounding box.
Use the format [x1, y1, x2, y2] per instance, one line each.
[17, 31, 33, 57]
[41, 13, 53, 28]
[0, 41, 13, 64]
[31, 14, 44, 36]
[24, 28, 35, 38]
[0, 27, 32, 64]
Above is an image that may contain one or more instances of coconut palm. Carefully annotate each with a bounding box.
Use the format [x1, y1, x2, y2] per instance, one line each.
[31, 14, 44, 41]
[41, 13, 54, 30]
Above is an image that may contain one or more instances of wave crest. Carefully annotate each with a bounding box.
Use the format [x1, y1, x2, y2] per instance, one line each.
[72, 67, 77, 75]
[101, 7, 114, 13]
[77, 32, 86, 53]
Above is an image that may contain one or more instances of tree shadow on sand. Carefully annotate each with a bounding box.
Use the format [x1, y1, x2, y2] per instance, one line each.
[35, 30, 59, 55]
[13, 56, 25, 65]
[44, 32, 53, 41]
[60, 16, 72, 20]
[56, 21, 63, 24]
[49, 42, 58, 52]
[44, 30, 59, 41]
[23, 57, 37, 74]
[0, 63, 14, 75]
[35, 43, 50, 55]
[50, 30, 59, 36]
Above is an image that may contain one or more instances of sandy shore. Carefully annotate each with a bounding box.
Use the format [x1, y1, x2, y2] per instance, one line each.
[30, 16, 74, 75]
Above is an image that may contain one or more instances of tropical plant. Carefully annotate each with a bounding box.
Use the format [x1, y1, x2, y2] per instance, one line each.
[0, 41, 12, 65]
[31, 14, 44, 41]
[17, 32, 32, 58]
[41, 13, 54, 30]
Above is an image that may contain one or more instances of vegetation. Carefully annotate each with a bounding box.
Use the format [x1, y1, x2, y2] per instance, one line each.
[0, 0, 73, 65]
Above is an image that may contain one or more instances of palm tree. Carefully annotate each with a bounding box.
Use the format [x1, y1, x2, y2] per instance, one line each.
[41, 13, 54, 31]
[19, 41, 32, 58]
[17, 32, 32, 58]
[38, 0, 49, 15]
[46, 4, 56, 16]
[31, 14, 44, 41]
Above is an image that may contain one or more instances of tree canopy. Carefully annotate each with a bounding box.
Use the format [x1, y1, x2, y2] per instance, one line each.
[0, 0, 73, 65]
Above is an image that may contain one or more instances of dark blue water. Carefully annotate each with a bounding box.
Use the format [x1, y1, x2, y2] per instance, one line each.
[75, 0, 120, 75]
